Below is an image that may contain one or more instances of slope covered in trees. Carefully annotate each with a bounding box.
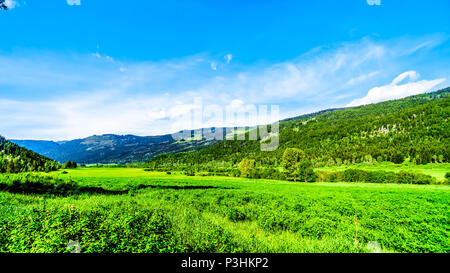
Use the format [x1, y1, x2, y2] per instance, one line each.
[0, 135, 60, 173]
[150, 88, 450, 170]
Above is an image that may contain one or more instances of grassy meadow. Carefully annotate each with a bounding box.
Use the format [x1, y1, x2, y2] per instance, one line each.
[0, 167, 449, 253]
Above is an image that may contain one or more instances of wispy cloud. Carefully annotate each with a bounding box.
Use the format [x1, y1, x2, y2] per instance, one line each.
[224, 54, 233, 64]
[210, 61, 217, 71]
[366, 0, 381, 6]
[92, 52, 114, 62]
[67, 0, 81, 6]
[0, 36, 448, 140]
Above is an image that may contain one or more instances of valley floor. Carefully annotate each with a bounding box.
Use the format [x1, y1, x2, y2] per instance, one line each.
[0, 168, 449, 253]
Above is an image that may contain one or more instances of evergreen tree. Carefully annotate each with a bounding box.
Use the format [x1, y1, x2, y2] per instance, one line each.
[282, 148, 305, 181]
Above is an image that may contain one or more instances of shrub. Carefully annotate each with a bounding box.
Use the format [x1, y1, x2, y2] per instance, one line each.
[226, 207, 247, 222]
[337, 169, 368, 182]
[0, 174, 79, 196]
[367, 171, 397, 184]
[317, 171, 338, 182]
[395, 171, 436, 185]
[315, 169, 436, 185]
[0, 174, 126, 196]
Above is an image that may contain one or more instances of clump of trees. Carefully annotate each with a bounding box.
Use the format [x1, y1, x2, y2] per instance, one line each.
[238, 158, 256, 178]
[62, 161, 78, 169]
[282, 148, 317, 182]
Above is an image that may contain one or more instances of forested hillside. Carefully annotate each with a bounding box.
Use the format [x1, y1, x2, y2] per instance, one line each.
[0, 135, 60, 173]
[150, 88, 450, 170]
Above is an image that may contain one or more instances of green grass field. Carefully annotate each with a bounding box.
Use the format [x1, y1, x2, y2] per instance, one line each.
[0, 167, 449, 253]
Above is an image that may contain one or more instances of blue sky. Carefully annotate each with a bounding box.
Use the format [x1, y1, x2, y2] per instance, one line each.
[0, 0, 449, 140]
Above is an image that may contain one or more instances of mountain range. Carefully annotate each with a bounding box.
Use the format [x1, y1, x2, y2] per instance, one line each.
[11, 133, 217, 164]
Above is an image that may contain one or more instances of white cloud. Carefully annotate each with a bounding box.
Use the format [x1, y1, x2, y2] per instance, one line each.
[67, 0, 81, 6]
[4, 0, 18, 9]
[210, 61, 217, 71]
[0, 93, 177, 140]
[92, 52, 115, 62]
[93, 52, 128, 72]
[347, 71, 446, 107]
[391, 71, 420, 85]
[347, 71, 380, 85]
[1, 37, 448, 140]
[224, 54, 233, 64]
[367, 0, 381, 6]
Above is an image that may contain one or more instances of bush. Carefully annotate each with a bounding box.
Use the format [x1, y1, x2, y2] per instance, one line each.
[0, 174, 127, 196]
[395, 171, 436, 185]
[0, 174, 79, 196]
[342, 169, 369, 182]
[316, 169, 436, 185]
[367, 171, 397, 184]
[226, 207, 247, 222]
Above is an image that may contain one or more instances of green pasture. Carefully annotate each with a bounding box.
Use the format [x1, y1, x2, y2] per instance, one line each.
[0, 167, 449, 253]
